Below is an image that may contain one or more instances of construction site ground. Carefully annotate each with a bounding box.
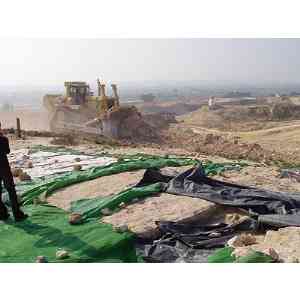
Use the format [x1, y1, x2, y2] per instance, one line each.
[4, 104, 300, 262]
[7, 132, 300, 242]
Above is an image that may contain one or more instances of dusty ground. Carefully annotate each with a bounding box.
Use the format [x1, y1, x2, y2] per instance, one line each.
[5, 108, 300, 241]
[0, 110, 50, 131]
[178, 104, 300, 163]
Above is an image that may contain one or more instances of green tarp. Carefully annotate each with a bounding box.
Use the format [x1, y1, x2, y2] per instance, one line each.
[71, 183, 164, 220]
[0, 204, 138, 263]
[20, 154, 197, 205]
[0, 148, 248, 263]
[207, 247, 274, 263]
[70, 161, 246, 221]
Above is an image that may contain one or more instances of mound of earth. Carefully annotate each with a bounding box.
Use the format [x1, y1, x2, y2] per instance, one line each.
[137, 102, 200, 116]
[143, 113, 177, 129]
[164, 125, 297, 166]
[109, 107, 160, 142]
[180, 101, 300, 131]
[179, 105, 273, 131]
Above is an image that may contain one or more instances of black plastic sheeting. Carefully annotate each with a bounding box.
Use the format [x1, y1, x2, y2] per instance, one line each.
[137, 164, 300, 262]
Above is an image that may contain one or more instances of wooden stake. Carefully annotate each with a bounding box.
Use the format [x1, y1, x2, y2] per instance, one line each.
[16, 118, 21, 138]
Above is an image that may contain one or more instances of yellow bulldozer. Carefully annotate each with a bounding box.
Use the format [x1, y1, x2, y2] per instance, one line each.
[43, 79, 157, 140]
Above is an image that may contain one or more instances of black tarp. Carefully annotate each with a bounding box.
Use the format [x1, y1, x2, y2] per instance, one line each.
[138, 164, 300, 227]
[137, 164, 300, 262]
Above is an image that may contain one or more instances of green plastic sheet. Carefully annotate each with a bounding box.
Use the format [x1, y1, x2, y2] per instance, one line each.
[69, 160, 246, 221]
[20, 155, 197, 205]
[208, 247, 274, 263]
[0, 204, 139, 263]
[71, 183, 164, 220]
[0, 148, 248, 263]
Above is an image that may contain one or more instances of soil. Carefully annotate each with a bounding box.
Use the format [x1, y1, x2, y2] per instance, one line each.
[6, 107, 300, 242]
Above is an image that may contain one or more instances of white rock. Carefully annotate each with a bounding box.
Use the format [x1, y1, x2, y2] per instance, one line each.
[115, 225, 129, 233]
[36, 256, 48, 263]
[101, 208, 112, 216]
[56, 250, 69, 259]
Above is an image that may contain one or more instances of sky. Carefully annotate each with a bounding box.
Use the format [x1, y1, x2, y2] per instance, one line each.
[0, 38, 300, 86]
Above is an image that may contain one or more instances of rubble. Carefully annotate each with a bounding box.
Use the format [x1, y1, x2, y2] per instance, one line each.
[19, 172, 32, 181]
[11, 168, 23, 177]
[227, 234, 257, 248]
[69, 213, 83, 225]
[228, 227, 300, 263]
[26, 161, 33, 168]
[36, 256, 48, 263]
[165, 125, 297, 166]
[101, 208, 113, 216]
[73, 165, 82, 171]
[56, 250, 69, 259]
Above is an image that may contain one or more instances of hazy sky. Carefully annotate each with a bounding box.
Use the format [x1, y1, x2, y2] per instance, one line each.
[0, 38, 300, 85]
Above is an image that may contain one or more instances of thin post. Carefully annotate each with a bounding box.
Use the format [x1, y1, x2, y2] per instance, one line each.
[16, 118, 21, 138]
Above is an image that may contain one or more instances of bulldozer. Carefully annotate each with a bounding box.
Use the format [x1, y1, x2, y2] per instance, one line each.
[43, 79, 157, 140]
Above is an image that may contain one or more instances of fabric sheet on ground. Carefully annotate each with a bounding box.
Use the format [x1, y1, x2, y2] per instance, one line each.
[0, 204, 139, 263]
[130, 164, 300, 262]
[8, 148, 116, 178]
[1, 146, 247, 263]
[1, 148, 200, 262]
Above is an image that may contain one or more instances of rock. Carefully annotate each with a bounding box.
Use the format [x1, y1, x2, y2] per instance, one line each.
[102, 195, 248, 240]
[115, 225, 129, 233]
[33, 198, 44, 205]
[286, 256, 300, 263]
[101, 208, 112, 216]
[255, 227, 300, 263]
[56, 250, 69, 259]
[265, 248, 280, 261]
[227, 233, 257, 248]
[11, 168, 23, 177]
[232, 247, 252, 258]
[19, 172, 32, 181]
[26, 161, 33, 168]
[119, 202, 126, 208]
[73, 165, 82, 171]
[69, 213, 83, 225]
[74, 157, 81, 162]
[36, 256, 48, 263]
[229, 227, 300, 263]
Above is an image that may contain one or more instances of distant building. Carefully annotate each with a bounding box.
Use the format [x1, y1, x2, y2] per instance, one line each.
[208, 96, 215, 108]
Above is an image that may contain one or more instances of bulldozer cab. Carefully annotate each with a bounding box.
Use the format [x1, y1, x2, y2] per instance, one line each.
[64, 81, 90, 105]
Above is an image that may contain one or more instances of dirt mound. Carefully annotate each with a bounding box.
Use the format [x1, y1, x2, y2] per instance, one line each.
[50, 135, 78, 146]
[271, 101, 299, 120]
[181, 101, 300, 132]
[143, 113, 177, 129]
[180, 105, 272, 131]
[105, 106, 160, 142]
[164, 126, 296, 166]
[138, 102, 200, 116]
